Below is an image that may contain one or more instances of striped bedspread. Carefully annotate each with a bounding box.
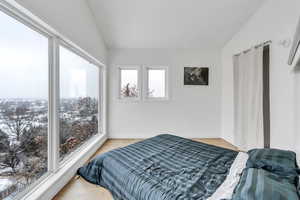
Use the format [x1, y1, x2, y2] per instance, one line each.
[78, 134, 238, 200]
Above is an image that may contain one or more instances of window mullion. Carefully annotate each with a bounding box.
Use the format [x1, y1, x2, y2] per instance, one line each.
[99, 67, 104, 134]
[142, 66, 147, 100]
[48, 37, 60, 172]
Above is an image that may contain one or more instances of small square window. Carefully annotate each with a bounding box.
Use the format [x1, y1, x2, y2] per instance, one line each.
[119, 68, 140, 99]
[145, 67, 168, 100]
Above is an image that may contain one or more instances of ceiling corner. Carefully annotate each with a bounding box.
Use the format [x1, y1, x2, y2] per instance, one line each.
[85, 0, 109, 50]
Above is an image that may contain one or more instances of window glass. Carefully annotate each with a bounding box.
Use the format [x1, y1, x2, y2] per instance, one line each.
[147, 69, 166, 98]
[59, 46, 99, 161]
[0, 11, 48, 199]
[120, 69, 139, 98]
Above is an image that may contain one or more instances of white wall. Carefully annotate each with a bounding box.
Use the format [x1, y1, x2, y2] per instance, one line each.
[221, 0, 300, 155]
[108, 49, 221, 138]
[15, 0, 107, 63]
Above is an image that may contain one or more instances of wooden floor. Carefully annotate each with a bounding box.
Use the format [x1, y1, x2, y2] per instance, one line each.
[53, 138, 237, 200]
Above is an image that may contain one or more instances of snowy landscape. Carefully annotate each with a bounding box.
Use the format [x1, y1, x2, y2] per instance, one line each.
[0, 97, 98, 199]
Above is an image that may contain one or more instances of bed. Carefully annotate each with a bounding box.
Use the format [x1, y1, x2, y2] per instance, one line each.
[77, 134, 300, 200]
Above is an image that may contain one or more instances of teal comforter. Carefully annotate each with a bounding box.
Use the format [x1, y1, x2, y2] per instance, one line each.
[78, 134, 238, 200]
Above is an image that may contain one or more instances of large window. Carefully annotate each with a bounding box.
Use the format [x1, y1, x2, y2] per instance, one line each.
[0, 4, 104, 199]
[59, 46, 100, 160]
[0, 11, 48, 199]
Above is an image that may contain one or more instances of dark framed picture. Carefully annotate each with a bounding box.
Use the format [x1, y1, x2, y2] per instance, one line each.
[184, 67, 209, 85]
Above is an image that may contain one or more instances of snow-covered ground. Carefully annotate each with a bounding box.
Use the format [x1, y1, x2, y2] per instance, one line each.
[0, 167, 13, 174]
[0, 178, 13, 191]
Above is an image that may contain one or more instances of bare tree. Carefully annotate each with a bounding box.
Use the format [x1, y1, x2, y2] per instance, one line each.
[1, 105, 33, 141]
[0, 144, 20, 174]
[0, 129, 9, 152]
[0, 100, 49, 198]
[18, 156, 45, 185]
[78, 97, 98, 117]
[121, 83, 138, 97]
[20, 126, 47, 158]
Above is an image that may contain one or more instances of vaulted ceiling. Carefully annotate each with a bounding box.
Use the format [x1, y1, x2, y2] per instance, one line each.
[87, 0, 265, 49]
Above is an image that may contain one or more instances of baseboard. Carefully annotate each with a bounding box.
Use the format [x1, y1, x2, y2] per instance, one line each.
[21, 134, 108, 200]
[220, 134, 235, 146]
[108, 132, 220, 139]
[221, 137, 236, 146]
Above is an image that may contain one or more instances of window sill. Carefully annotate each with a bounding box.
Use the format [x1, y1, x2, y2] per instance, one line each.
[143, 97, 170, 102]
[20, 133, 108, 200]
[117, 97, 141, 103]
[116, 97, 171, 103]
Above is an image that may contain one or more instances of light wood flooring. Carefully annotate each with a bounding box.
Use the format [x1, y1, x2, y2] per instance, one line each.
[53, 138, 237, 200]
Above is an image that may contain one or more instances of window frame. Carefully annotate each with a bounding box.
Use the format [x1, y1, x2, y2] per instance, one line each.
[0, 1, 107, 200]
[143, 66, 169, 101]
[117, 66, 142, 102]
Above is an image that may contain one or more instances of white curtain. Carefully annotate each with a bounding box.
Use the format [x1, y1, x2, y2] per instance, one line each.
[233, 46, 264, 151]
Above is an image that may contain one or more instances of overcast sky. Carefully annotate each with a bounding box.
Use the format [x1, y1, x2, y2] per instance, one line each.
[0, 11, 98, 99]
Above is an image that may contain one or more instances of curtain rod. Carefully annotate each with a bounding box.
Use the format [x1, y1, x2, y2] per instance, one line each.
[234, 40, 272, 57]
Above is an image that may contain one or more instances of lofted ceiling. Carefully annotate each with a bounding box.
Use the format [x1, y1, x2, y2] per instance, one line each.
[87, 0, 265, 49]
